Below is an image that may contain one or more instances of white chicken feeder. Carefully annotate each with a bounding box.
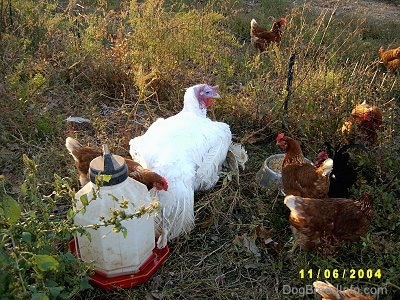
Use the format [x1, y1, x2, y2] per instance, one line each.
[72, 145, 169, 289]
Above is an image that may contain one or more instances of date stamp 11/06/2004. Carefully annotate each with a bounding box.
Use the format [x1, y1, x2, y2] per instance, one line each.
[299, 268, 382, 280]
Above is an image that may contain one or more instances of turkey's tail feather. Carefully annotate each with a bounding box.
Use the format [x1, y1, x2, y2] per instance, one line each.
[153, 185, 195, 249]
[227, 142, 248, 171]
[223, 142, 248, 184]
[129, 139, 148, 169]
[195, 140, 224, 191]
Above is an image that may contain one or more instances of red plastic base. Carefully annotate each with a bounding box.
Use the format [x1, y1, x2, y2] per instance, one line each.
[68, 239, 169, 290]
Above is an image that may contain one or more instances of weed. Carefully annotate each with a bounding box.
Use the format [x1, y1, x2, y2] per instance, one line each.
[0, 156, 91, 299]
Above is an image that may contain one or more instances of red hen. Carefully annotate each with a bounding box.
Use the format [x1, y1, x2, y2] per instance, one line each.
[65, 137, 168, 191]
[284, 193, 373, 255]
[341, 100, 383, 146]
[250, 17, 286, 52]
[379, 45, 400, 73]
[276, 133, 333, 198]
[313, 281, 373, 300]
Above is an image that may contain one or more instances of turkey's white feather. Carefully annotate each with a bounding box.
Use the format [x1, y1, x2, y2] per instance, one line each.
[194, 122, 231, 191]
[129, 84, 233, 248]
[225, 142, 248, 171]
[222, 142, 249, 184]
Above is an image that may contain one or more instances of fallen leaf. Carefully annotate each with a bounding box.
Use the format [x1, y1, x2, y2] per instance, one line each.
[65, 116, 91, 123]
[233, 233, 260, 257]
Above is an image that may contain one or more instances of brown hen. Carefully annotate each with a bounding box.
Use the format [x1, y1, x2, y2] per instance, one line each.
[379, 45, 400, 72]
[341, 100, 383, 145]
[276, 133, 333, 198]
[284, 193, 372, 255]
[313, 281, 373, 300]
[250, 17, 286, 52]
[65, 137, 168, 191]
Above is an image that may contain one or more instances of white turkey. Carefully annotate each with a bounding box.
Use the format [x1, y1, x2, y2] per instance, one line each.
[129, 84, 247, 248]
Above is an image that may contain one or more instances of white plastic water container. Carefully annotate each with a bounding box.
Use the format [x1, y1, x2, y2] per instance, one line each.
[74, 146, 155, 278]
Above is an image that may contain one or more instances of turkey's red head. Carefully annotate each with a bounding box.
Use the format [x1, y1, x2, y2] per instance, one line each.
[196, 84, 220, 108]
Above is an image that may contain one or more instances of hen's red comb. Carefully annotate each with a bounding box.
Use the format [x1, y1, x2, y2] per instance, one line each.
[161, 177, 168, 191]
[317, 151, 329, 160]
[276, 133, 285, 141]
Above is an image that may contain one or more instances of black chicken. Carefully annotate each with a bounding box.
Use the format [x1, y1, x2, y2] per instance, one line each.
[322, 142, 368, 198]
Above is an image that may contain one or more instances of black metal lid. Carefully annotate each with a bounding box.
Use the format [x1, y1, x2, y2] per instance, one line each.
[89, 145, 128, 186]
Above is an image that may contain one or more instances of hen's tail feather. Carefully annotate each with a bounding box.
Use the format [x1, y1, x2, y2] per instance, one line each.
[313, 281, 340, 299]
[319, 158, 333, 176]
[284, 195, 297, 210]
[284, 195, 305, 218]
[313, 280, 373, 300]
[65, 137, 93, 186]
[65, 137, 82, 161]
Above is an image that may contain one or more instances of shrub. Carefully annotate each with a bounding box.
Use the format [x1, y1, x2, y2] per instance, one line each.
[0, 155, 92, 299]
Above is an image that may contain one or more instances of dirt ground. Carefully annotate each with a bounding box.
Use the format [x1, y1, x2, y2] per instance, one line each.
[306, 0, 400, 22]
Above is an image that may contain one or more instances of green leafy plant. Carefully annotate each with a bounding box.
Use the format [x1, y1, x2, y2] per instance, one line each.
[1, 154, 161, 299]
[0, 156, 92, 299]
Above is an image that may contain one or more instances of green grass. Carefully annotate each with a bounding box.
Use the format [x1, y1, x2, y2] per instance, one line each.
[0, 0, 399, 299]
